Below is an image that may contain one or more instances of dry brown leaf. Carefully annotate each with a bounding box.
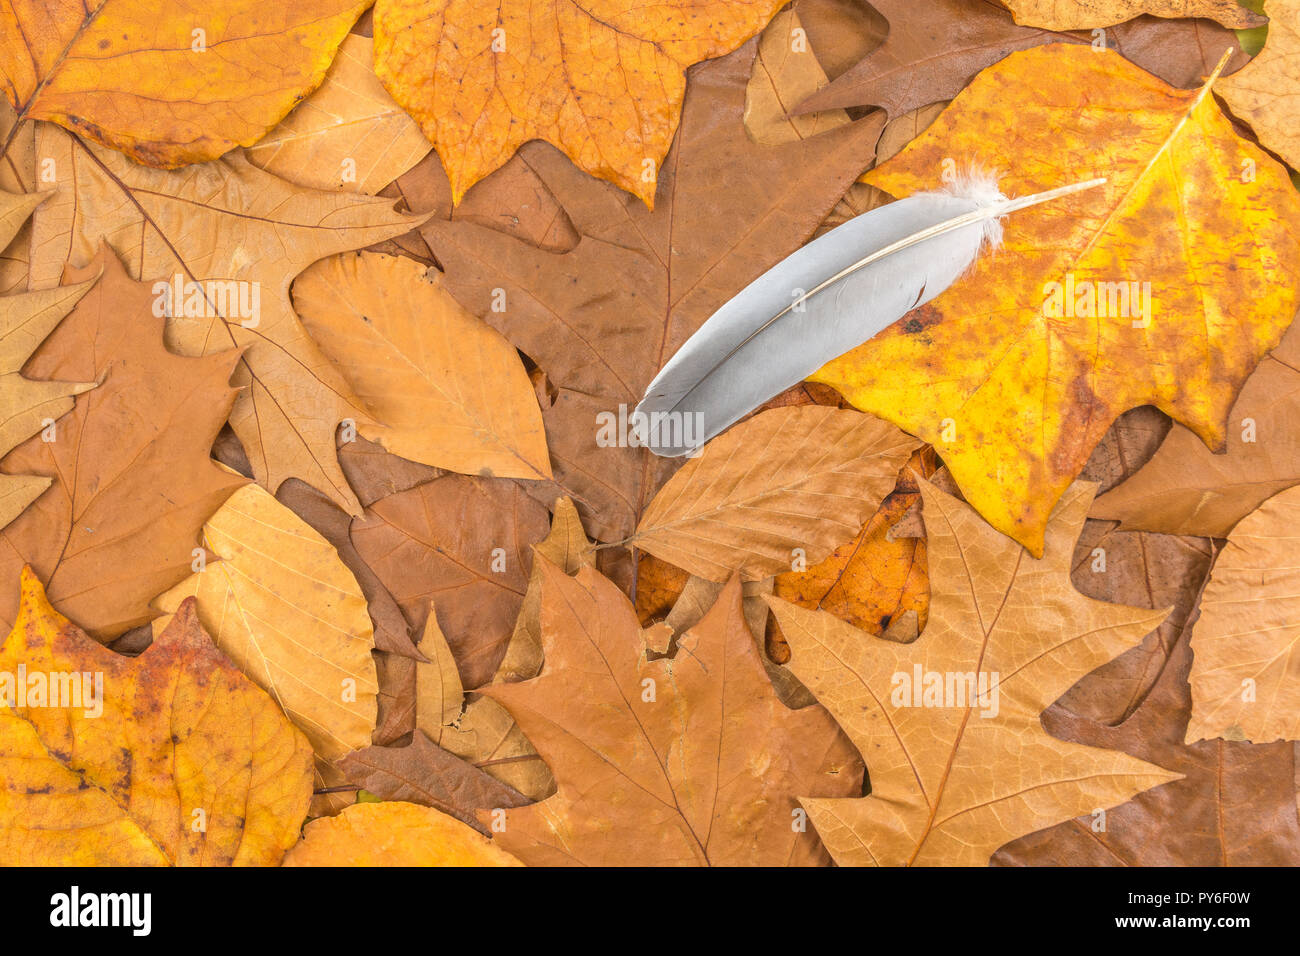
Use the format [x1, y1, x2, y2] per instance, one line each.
[153, 483, 378, 766]
[246, 33, 430, 194]
[1185, 485, 1300, 744]
[995, 532, 1300, 865]
[796, 0, 1251, 117]
[480, 562, 862, 866]
[497, 495, 593, 684]
[293, 251, 551, 481]
[0, 193, 95, 531]
[631, 406, 920, 582]
[0, 247, 243, 637]
[1220, 0, 1300, 170]
[412, 606, 553, 800]
[768, 480, 1180, 866]
[0, 0, 369, 167]
[350, 474, 551, 688]
[1094, 319, 1300, 537]
[27, 125, 424, 514]
[339, 731, 532, 832]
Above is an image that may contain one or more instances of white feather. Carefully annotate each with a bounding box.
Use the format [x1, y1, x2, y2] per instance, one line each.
[634, 169, 1104, 456]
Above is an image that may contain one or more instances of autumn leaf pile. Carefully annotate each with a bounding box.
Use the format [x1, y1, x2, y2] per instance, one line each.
[0, 0, 1298, 868]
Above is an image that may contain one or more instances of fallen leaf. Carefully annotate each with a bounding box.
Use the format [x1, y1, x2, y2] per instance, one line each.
[27, 125, 425, 514]
[768, 480, 1180, 866]
[480, 562, 862, 866]
[418, 42, 886, 544]
[0, 192, 95, 531]
[998, 0, 1262, 30]
[275, 478, 416, 657]
[293, 251, 552, 480]
[1093, 318, 1300, 536]
[631, 406, 920, 581]
[0, 102, 36, 293]
[770, 447, 936, 643]
[283, 801, 522, 866]
[1184, 485, 1300, 744]
[350, 474, 551, 688]
[496, 496, 592, 684]
[413, 605, 553, 800]
[246, 33, 430, 194]
[811, 44, 1300, 555]
[0, 567, 313, 865]
[994, 533, 1300, 865]
[153, 483, 378, 765]
[339, 731, 531, 831]
[0, 247, 242, 637]
[796, 0, 1250, 117]
[1220, 0, 1300, 169]
[373, 0, 784, 205]
[0, 0, 368, 167]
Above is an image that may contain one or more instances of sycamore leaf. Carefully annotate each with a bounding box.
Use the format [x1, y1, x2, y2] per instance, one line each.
[0, 192, 96, 531]
[373, 0, 784, 206]
[339, 730, 532, 830]
[1184, 486, 1300, 744]
[632, 406, 920, 581]
[796, 0, 1251, 116]
[1220, 0, 1300, 170]
[350, 474, 552, 689]
[0, 0, 368, 167]
[995, 526, 1300, 865]
[27, 125, 426, 514]
[283, 801, 522, 866]
[0, 247, 242, 637]
[293, 251, 552, 481]
[246, 33, 430, 194]
[0, 568, 313, 865]
[998, 0, 1262, 30]
[0, 103, 36, 294]
[418, 42, 886, 544]
[811, 44, 1300, 555]
[153, 484, 378, 764]
[767, 480, 1180, 866]
[1093, 319, 1300, 537]
[479, 562, 862, 866]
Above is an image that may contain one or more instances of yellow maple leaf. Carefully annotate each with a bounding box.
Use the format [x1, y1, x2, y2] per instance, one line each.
[811, 44, 1300, 554]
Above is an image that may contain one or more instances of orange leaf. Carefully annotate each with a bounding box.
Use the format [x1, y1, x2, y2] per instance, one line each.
[373, 0, 785, 206]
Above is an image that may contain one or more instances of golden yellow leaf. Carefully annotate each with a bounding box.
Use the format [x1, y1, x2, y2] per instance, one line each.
[293, 251, 552, 481]
[283, 801, 522, 866]
[812, 45, 1300, 555]
[1219, 0, 1300, 172]
[373, 0, 785, 206]
[1185, 485, 1300, 744]
[0, 567, 313, 865]
[246, 33, 431, 194]
[769, 480, 1180, 866]
[999, 0, 1261, 30]
[632, 406, 920, 580]
[0, 0, 368, 167]
[27, 126, 425, 513]
[153, 484, 378, 764]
